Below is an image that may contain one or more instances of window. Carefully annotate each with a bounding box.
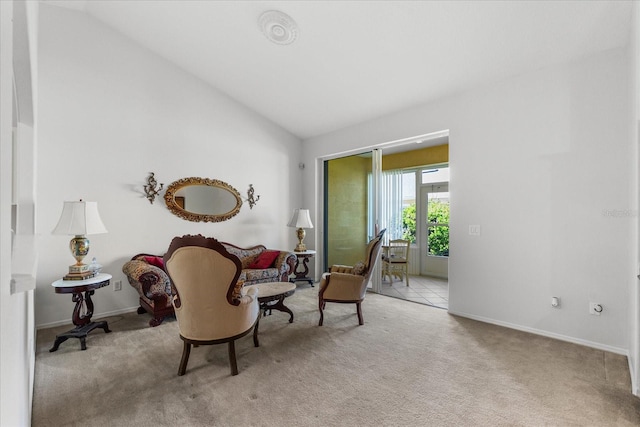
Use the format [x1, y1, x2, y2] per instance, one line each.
[384, 165, 449, 258]
[422, 167, 450, 184]
[426, 189, 449, 256]
[421, 166, 449, 256]
[400, 172, 416, 243]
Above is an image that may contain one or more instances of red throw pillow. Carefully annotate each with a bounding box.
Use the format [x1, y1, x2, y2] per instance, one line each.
[144, 256, 165, 270]
[248, 250, 279, 269]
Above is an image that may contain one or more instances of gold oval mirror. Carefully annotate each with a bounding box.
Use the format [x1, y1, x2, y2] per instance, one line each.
[164, 177, 242, 222]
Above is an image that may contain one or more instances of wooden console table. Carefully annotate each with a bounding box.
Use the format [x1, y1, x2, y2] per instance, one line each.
[49, 273, 112, 352]
[290, 250, 315, 286]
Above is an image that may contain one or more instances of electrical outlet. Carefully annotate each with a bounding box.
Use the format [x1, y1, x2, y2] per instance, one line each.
[589, 302, 603, 316]
[469, 225, 481, 236]
[114, 280, 122, 291]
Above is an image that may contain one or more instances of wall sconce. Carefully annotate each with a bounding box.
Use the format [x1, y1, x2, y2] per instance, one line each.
[144, 172, 163, 204]
[246, 184, 260, 209]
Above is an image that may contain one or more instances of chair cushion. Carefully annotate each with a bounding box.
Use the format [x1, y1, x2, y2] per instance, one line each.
[248, 250, 279, 269]
[242, 268, 280, 282]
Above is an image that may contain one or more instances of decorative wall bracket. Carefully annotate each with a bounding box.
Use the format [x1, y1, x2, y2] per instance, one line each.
[246, 184, 260, 209]
[144, 172, 163, 204]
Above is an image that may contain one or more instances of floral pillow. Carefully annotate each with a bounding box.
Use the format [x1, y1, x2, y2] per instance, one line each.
[352, 261, 366, 276]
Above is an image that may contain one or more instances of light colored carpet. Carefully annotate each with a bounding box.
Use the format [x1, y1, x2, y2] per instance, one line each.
[33, 286, 640, 426]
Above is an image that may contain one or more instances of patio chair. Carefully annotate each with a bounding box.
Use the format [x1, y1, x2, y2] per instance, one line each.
[381, 239, 410, 286]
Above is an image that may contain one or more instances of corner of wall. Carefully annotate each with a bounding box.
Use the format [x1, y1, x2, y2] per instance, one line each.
[631, 0, 640, 397]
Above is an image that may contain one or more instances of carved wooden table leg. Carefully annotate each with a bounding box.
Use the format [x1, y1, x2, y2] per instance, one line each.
[256, 283, 296, 323]
[50, 274, 112, 352]
[289, 250, 315, 286]
[259, 294, 294, 323]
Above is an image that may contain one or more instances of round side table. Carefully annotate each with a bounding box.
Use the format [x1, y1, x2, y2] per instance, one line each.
[49, 273, 112, 352]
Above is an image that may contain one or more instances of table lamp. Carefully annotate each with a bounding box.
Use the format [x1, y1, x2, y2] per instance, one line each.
[52, 200, 108, 280]
[287, 208, 313, 252]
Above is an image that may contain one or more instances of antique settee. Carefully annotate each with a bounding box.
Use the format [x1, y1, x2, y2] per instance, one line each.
[122, 242, 296, 326]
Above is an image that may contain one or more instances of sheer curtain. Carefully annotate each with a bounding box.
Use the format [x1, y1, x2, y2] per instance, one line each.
[379, 169, 403, 243]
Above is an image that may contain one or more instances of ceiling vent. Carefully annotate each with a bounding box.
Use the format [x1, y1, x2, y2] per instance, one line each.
[258, 10, 298, 45]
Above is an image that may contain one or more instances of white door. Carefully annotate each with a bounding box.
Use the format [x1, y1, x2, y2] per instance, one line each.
[418, 183, 449, 278]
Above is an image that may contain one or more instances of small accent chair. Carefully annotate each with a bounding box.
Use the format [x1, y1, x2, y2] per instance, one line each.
[164, 235, 260, 376]
[318, 229, 386, 326]
[381, 239, 410, 286]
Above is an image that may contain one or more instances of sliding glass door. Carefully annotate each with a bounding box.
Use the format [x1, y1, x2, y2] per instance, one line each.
[324, 150, 381, 289]
[324, 148, 450, 292]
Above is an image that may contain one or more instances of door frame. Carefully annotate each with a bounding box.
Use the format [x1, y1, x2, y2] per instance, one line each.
[314, 129, 450, 291]
[418, 182, 449, 278]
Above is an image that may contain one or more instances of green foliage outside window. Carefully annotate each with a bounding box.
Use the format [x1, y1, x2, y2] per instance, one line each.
[401, 200, 449, 256]
[427, 199, 449, 256]
[402, 204, 417, 243]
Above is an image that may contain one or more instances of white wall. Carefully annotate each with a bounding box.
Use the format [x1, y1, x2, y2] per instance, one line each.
[303, 47, 634, 355]
[36, 5, 303, 327]
[631, 0, 640, 396]
[1, 1, 39, 425]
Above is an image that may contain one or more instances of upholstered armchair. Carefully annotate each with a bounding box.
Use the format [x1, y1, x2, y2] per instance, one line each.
[318, 229, 386, 326]
[122, 254, 174, 326]
[164, 235, 260, 376]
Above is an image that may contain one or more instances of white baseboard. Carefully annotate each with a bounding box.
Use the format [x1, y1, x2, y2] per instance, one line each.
[450, 309, 637, 395]
[36, 306, 139, 330]
[448, 309, 628, 356]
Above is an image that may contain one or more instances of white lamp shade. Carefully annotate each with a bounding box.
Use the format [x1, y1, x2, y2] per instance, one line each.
[52, 201, 108, 235]
[287, 208, 313, 229]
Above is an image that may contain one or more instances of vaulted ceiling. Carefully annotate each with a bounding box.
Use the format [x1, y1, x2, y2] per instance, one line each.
[42, 0, 633, 140]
